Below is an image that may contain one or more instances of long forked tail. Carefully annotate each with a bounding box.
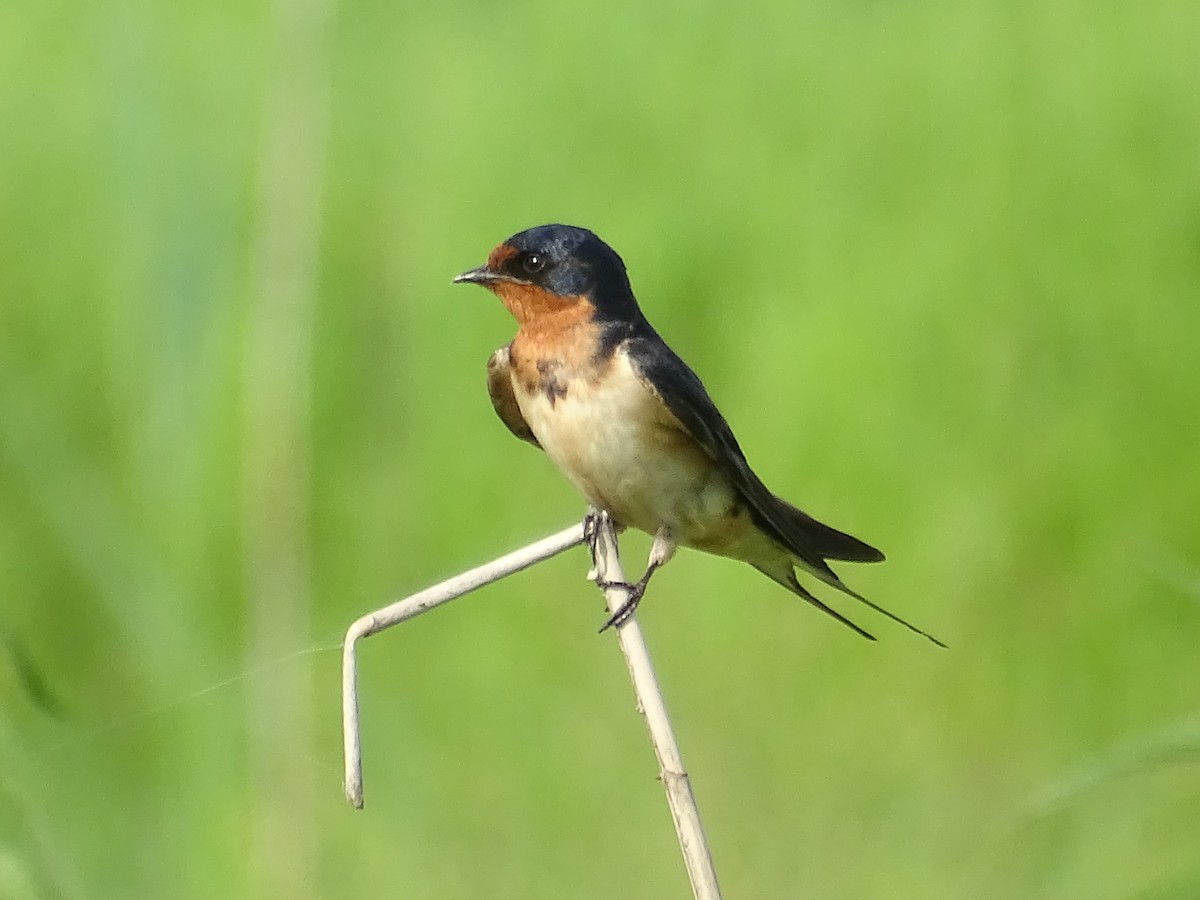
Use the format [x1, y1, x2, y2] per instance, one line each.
[755, 561, 946, 647]
[794, 555, 946, 647]
[756, 566, 878, 641]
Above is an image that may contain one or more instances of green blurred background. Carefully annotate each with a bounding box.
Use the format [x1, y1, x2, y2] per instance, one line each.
[2, 0, 1198, 897]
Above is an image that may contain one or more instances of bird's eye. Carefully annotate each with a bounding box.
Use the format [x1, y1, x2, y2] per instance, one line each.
[522, 253, 546, 274]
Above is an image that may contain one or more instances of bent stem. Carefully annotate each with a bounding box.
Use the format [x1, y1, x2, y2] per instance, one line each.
[341, 523, 586, 807]
[340, 516, 721, 899]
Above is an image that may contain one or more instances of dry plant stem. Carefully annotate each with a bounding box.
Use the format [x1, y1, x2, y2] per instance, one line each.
[342, 522, 586, 808]
[341, 517, 721, 898]
[589, 515, 723, 900]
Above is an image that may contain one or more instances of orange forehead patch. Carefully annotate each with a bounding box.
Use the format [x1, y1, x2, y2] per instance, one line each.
[486, 243, 517, 271]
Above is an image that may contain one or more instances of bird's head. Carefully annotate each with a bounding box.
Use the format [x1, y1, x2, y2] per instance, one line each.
[453, 224, 640, 327]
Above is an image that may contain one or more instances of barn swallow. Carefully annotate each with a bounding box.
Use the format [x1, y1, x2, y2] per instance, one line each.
[454, 224, 942, 645]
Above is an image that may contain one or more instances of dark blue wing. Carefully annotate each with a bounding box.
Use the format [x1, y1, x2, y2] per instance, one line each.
[623, 330, 884, 565]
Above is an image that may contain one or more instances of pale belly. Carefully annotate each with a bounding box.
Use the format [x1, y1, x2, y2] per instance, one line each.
[513, 351, 745, 550]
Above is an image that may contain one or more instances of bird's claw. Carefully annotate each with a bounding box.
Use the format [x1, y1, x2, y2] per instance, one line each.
[585, 508, 642, 631]
[584, 509, 624, 552]
[583, 507, 605, 555]
[595, 579, 646, 633]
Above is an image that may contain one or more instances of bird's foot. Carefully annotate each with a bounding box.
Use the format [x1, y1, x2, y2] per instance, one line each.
[583, 508, 605, 580]
[584, 508, 644, 631]
[595, 577, 647, 633]
[583, 507, 625, 540]
[583, 507, 605, 556]
[583, 508, 625, 571]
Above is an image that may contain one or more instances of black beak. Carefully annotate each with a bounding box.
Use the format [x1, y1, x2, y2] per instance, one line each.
[452, 266, 530, 287]
[452, 265, 496, 285]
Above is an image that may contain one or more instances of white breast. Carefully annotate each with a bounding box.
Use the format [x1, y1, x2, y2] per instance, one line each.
[513, 349, 737, 541]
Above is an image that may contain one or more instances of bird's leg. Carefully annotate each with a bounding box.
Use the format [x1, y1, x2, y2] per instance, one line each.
[582, 506, 605, 557]
[597, 526, 676, 633]
[583, 506, 628, 579]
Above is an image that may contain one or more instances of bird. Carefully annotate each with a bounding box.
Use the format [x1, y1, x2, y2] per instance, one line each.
[454, 223, 942, 645]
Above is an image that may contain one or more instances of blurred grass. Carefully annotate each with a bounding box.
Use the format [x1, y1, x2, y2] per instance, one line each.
[2, 0, 1199, 896]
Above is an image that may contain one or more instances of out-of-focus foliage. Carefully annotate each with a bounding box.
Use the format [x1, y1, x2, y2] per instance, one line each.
[1, 0, 1198, 896]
